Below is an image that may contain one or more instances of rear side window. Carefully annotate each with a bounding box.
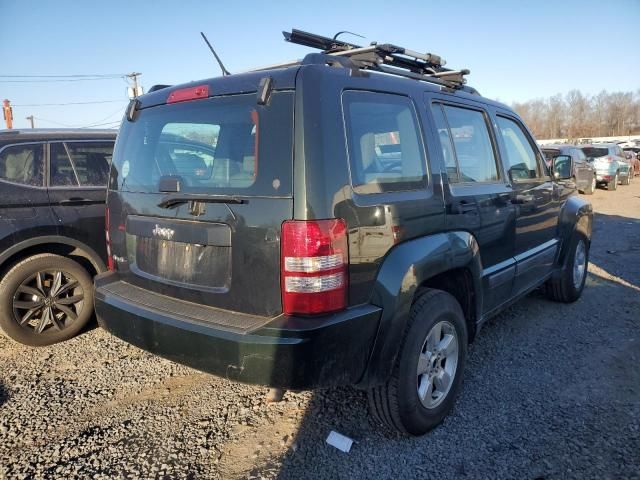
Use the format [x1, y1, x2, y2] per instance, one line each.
[112, 92, 293, 196]
[0, 143, 44, 186]
[432, 103, 499, 183]
[50, 142, 113, 187]
[342, 91, 426, 194]
[496, 116, 541, 180]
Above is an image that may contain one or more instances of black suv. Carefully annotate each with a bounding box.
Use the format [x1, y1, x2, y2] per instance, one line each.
[95, 30, 593, 435]
[541, 144, 597, 194]
[0, 129, 116, 345]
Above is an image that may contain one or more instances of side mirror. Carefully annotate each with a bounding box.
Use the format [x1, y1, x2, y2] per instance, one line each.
[553, 155, 573, 180]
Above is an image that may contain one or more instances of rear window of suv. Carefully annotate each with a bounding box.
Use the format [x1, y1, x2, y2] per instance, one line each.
[581, 147, 608, 158]
[111, 92, 294, 196]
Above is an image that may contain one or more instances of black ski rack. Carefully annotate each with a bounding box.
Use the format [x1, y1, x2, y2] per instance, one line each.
[268, 28, 473, 92]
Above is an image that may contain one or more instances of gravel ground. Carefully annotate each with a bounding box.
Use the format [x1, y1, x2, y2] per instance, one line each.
[1, 182, 639, 479]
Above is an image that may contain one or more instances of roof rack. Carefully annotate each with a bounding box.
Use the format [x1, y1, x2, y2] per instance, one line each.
[252, 29, 474, 93]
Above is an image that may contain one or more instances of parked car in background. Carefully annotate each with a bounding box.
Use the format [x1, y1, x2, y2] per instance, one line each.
[0, 129, 116, 345]
[622, 148, 640, 176]
[579, 144, 631, 190]
[94, 29, 593, 436]
[542, 144, 597, 194]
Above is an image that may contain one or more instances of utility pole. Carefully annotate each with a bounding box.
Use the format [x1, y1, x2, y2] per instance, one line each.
[26, 115, 35, 129]
[2, 99, 13, 129]
[127, 72, 143, 98]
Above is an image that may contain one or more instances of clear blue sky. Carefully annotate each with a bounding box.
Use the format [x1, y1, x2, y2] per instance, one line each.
[1, 0, 639, 129]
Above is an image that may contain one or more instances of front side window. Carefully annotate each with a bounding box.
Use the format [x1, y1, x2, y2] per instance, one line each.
[433, 104, 499, 183]
[0, 143, 44, 186]
[343, 91, 426, 194]
[496, 116, 541, 180]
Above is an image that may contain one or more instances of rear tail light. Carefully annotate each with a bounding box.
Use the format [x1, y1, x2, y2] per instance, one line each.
[105, 207, 115, 271]
[281, 219, 348, 315]
[606, 156, 614, 163]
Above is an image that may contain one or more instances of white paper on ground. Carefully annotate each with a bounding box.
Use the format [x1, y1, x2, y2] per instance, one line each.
[326, 430, 354, 453]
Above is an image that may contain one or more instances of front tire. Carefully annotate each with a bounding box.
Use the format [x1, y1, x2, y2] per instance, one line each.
[0, 254, 94, 346]
[545, 233, 589, 303]
[368, 289, 468, 436]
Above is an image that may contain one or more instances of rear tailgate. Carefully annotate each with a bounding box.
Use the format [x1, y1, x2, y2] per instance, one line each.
[106, 91, 294, 318]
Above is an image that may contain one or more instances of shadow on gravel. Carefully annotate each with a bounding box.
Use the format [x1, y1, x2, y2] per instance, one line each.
[258, 210, 640, 479]
[589, 212, 640, 287]
[0, 381, 9, 407]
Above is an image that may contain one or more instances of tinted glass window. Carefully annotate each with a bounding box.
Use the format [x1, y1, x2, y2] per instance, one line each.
[50, 143, 79, 186]
[574, 148, 587, 161]
[581, 147, 608, 158]
[438, 105, 499, 183]
[66, 142, 113, 186]
[343, 91, 426, 193]
[0, 143, 44, 186]
[112, 93, 293, 196]
[432, 104, 458, 182]
[496, 116, 540, 180]
[542, 149, 559, 163]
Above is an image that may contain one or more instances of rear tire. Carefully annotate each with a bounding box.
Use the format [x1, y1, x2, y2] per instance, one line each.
[545, 233, 589, 303]
[583, 175, 596, 195]
[608, 173, 618, 191]
[0, 254, 94, 346]
[368, 289, 468, 436]
[621, 170, 631, 185]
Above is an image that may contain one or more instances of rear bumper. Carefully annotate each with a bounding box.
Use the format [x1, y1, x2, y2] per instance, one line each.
[94, 272, 381, 390]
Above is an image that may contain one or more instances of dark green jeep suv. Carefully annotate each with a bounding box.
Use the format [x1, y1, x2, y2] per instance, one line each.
[95, 30, 592, 435]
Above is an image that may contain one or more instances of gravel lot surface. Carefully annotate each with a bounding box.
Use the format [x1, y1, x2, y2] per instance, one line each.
[1, 182, 639, 479]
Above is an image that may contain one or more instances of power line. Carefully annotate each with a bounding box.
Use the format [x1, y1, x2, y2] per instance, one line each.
[0, 74, 128, 78]
[12, 99, 128, 107]
[0, 77, 127, 83]
[79, 106, 127, 127]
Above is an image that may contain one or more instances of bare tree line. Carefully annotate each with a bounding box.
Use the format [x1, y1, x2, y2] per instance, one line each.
[511, 90, 640, 140]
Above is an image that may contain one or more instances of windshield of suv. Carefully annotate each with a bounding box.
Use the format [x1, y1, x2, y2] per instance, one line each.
[581, 147, 608, 158]
[111, 92, 293, 196]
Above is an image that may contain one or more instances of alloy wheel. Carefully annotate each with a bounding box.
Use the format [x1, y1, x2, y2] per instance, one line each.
[12, 270, 84, 334]
[572, 240, 587, 289]
[416, 320, 459, 409]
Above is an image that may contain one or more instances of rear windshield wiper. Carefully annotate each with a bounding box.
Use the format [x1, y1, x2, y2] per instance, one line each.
[158, 193, 247, 209]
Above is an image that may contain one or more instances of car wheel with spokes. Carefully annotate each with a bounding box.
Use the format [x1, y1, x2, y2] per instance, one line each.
[368, 289, 467, 436]
[0, 254, 94, 346]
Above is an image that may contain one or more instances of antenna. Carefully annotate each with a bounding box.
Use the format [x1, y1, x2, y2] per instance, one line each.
[200, 32, 231, 76]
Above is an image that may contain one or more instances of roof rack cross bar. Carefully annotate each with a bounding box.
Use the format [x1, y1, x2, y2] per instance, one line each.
[280, 28, 472, 91]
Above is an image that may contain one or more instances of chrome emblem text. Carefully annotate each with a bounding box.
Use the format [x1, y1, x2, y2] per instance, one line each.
[152, 225, 175, 240]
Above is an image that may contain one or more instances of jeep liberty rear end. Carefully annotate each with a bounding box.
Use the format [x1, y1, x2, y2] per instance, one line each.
[96, 29, 592, 436]
[96, 66, 381, 390]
